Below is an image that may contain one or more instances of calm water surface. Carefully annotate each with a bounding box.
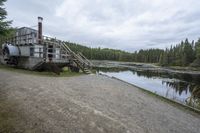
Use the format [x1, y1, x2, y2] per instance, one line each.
[99, 69, 200, 110]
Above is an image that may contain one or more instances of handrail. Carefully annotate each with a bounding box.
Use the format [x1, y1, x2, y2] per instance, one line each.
[1, 32, 37, 45]
[58, 42, 91, 69]
[78, 52, 93, 66]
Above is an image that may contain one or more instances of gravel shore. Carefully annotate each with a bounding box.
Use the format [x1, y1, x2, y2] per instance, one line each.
[0, 69, 199, 133]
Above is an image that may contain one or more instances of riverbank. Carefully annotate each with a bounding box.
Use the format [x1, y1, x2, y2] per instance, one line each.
[0, 69, 199, 133]
[92, 60, 200, 75]
[100, 73, 200, 113]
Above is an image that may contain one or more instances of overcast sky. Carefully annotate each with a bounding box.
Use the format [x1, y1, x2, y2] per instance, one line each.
[4, 0, 200, 51]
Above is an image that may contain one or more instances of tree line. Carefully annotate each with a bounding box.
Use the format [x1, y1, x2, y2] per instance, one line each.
[66, 42, 165, 63]
[66, 41, 164, 63]
[66, 38, 200, 67]
[0, 0, 14, 39]
[159, 39, 200, 67]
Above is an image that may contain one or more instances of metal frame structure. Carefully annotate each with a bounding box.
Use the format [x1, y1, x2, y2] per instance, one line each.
[0, 17, 93, 74]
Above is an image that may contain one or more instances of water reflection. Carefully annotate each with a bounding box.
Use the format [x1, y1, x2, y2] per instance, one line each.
[136, 70, 200, 108]
[135, 70, 200, 84]
[162, 80, 190, 96]
[98, 68, 200, 110]
[163, 80, 200, 108]
[187, 86, 200, 108]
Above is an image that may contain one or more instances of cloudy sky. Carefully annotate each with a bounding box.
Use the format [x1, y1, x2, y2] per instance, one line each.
[4, 0, 200, 51]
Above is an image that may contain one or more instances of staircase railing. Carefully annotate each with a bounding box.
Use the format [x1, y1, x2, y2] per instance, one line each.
[61, 43, 88, 65]
[41, 36, 92, 73]
[58, 42, 92, 73]
[77, 52, 93, 67]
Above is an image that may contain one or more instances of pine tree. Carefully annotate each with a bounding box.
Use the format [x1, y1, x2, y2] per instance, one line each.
[195, 39, 200, 59]
[159, 53, 164, 65]
[0, 0, 12, 37]
[181, 39, 195, 66]
[191, 39, 200, 67]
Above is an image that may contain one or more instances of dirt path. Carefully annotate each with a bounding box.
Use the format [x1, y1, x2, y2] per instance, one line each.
[0, 69, 199, 133]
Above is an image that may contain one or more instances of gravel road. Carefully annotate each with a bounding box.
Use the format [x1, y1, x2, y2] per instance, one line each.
[0, 69, 199, 133]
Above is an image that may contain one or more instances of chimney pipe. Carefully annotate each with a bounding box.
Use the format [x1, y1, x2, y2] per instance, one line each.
[38, 17, 43, 44]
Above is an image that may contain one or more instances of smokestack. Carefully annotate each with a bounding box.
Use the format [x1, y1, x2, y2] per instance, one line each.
[38, 17, 43, 44]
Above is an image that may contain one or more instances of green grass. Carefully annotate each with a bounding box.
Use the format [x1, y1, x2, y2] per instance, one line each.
[0, 64, 82, 77]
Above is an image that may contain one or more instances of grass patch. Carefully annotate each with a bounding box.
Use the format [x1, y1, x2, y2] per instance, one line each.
[0, 64, 82, 77]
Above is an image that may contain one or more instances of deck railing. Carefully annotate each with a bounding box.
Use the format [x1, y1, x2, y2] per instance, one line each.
[0, 32, 37, 45]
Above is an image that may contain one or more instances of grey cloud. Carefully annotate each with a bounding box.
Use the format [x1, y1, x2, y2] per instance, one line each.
[4, 0, 200, 52]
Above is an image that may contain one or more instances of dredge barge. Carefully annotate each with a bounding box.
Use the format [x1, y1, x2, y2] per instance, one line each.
[0, 17, 92, 74]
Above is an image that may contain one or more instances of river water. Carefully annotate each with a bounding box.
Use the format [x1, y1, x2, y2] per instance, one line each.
[98, 69, 200, 110]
